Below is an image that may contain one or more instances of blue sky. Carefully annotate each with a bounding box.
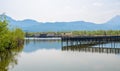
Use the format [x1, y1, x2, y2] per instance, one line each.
[0, 0, 120, 23]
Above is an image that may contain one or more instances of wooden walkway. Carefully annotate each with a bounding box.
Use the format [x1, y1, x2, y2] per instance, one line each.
[61, 36, 120, 46]
[62, 36, 120, 42]
[61, 36, 120, 54]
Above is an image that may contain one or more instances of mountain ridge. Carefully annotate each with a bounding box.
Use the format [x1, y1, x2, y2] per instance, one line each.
[4, 15, 120, 32]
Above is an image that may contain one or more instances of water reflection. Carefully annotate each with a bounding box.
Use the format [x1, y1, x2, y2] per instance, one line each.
[62, 44, 120, 54]
[25, 40, 120, 54]
[0, 47, 23, 71]
[10, 40, 120, 71]
[62, 41, 120, 54]
[24, 40, 61, 52]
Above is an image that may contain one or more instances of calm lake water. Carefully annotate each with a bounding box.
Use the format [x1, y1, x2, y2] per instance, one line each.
[1, 40, 120, 71]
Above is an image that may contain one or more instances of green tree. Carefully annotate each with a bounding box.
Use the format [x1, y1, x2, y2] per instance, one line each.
[0, 14, 24, 51]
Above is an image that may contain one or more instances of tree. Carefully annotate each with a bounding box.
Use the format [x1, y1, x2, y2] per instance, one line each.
[0, 14, 24, 51]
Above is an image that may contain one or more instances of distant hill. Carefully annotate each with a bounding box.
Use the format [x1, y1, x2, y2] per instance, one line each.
[5, 15, 120, 32]
[106, 15, 120, 24]
[103, 15, 120, 29]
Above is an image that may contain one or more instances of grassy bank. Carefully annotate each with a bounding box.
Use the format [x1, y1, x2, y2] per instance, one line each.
[0, 15, 24, 51]
[72, 30, 120, 36]
[25, 30, 120, 37]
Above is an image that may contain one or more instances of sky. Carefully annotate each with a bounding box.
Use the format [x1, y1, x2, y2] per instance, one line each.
[0, 0, 120, 23]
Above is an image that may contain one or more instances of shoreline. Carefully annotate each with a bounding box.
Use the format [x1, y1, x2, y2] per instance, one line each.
[25, 37, 61, 40]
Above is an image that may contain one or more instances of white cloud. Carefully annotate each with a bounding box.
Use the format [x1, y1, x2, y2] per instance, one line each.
[93, 2, 103, 7]
[0, 0, 120, 23]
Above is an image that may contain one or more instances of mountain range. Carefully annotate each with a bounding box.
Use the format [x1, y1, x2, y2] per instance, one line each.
[5, 15, 120, 32]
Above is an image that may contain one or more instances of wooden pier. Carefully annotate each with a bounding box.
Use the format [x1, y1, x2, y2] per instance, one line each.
[61, 36, 120, 46]
[61, 36, 120, 54]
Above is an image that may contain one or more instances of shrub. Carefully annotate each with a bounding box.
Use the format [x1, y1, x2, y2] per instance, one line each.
[0, 15, 24, 51]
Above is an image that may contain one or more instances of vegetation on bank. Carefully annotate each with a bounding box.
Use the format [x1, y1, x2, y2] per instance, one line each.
[25, 30, 120, 37]
[71, 30, 120, 36]
[0, 15, 24, 51]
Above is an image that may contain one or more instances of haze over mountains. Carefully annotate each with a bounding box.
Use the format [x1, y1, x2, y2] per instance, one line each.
[6, 15, 120, 32]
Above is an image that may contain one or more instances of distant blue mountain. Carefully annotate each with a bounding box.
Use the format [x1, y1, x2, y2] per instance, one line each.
[103, 15, 120, 29]
[5, 15, 120, 32]
[106, 15, 120, 24]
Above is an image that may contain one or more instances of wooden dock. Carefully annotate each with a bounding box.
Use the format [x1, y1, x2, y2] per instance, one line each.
[62, 36, 120, 41]
[61, 36, 120, 54]
[61, 36, 120, 46]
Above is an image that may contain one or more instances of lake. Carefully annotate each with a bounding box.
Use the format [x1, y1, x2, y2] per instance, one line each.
[1, 39, 120, 71]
